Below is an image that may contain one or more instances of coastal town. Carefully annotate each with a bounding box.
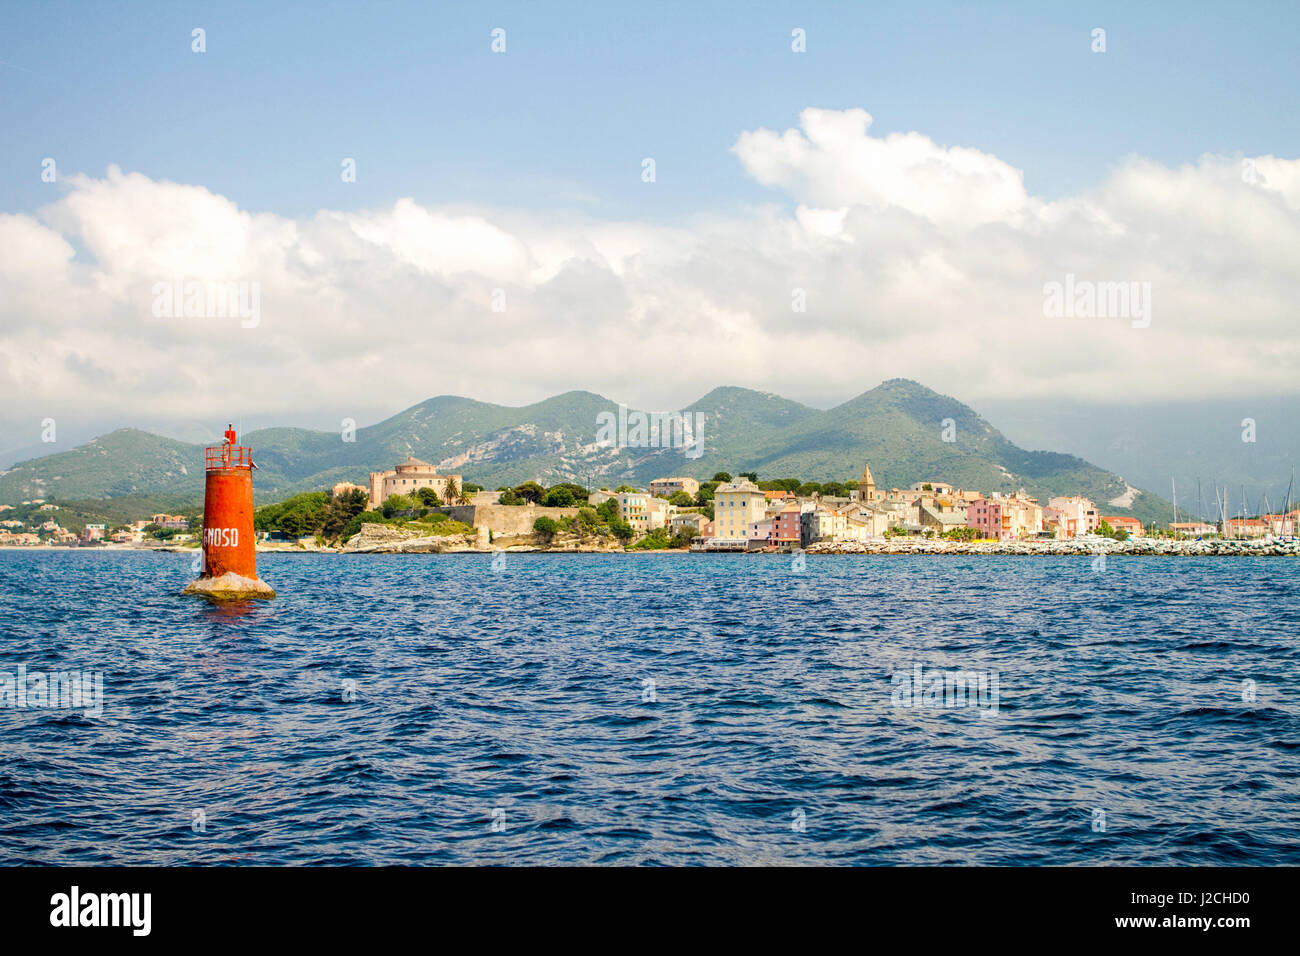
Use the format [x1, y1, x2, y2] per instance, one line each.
[4, 453, 1295, 554]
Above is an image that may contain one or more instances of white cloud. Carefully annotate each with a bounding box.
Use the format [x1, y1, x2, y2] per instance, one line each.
[1, 111, 1299, 447]
[733, 107, 1032, 228]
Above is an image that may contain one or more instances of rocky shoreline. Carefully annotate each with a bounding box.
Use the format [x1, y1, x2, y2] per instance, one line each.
[13, 525, 1293, 557]
[340, 522, 1300, 556]
[805, 537, 1300, 556]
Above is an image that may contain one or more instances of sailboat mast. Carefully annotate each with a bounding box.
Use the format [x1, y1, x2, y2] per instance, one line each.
[1171, 477, 1178, 535]
[1285, 471, 1295, 538]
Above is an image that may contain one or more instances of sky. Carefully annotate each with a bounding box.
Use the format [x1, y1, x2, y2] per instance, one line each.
[1, 0, 1298, 461]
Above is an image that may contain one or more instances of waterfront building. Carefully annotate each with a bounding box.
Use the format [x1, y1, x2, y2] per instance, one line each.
[1100, 515, 1144, 537]
[772, 502, 803, 548]
[644, 495, 673, 530]
[711, 478, 767, 543]
[747, 518, 774, 546]
[670, 512, 708, 535]
[1045, 496, 1100, 537]
[1223, 517, 1269, 538]
[615, 492, 651, 531]
[803, 507, 846, 544]
[1169, 521, 1216, 537]
[919, 503, 968, 535]
[967, 498, 1005, 539]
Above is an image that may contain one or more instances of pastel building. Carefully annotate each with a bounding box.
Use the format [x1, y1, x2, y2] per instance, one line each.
[1045, 496, 1100, 537]
[803, 507, 847, 544]
[772, 503, 803, 547]
[615, 492, 651, 531]
[671, 512, 708, 535]
[1100, 515, 1143, 537]
[712, 478, 767, 542]
[966, 498, 1005, 539]
[644, 495, 672, 530]
[967, 495, 1044, 539]
[648, 477, 700, 499]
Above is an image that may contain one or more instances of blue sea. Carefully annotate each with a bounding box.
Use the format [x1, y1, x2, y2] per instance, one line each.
[1, 550, 1297, 865]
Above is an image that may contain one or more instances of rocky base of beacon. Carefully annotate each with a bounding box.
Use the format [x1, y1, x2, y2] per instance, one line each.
[182, 572, 277, 600]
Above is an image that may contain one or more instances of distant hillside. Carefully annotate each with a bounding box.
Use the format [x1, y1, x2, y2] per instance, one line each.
[0, 379, 1172, 524]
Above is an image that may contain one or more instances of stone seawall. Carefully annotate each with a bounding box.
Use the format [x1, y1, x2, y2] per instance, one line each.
[435, 503, 580, 537]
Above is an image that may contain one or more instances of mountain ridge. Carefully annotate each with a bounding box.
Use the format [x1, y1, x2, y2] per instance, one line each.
[0, 379, 1172, 524]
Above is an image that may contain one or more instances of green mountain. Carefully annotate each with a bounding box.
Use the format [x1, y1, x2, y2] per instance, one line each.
[0, 379, 1171, 524]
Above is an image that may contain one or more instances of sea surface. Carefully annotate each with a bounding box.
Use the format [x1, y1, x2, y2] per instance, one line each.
[1, 549, 1297, 866]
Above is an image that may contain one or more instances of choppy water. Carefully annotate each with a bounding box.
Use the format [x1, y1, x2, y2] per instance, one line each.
[1, 549, 1297, 865]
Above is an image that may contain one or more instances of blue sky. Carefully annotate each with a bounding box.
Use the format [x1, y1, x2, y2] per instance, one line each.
[3, 0, 1296, 220]
[2, 0, 1298, 484]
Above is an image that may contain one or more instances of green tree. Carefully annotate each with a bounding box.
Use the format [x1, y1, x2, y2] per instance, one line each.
[533, 516, 560, 543]
[632, 527, 671, 550]
[514, 481, 545, 504]
[323, 488, 369, 538]
[610, 519, 635, 543]
[712, 472, 732, 483]
[1096, 520, 1129, 541]
[381, 493, 415, 518]
[342, 509, 385, 539]
[669, 491, 694, 507]
[542, 486, 576, 508]
[670, 528, 698, 549]
[417, 487, 442, 507]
